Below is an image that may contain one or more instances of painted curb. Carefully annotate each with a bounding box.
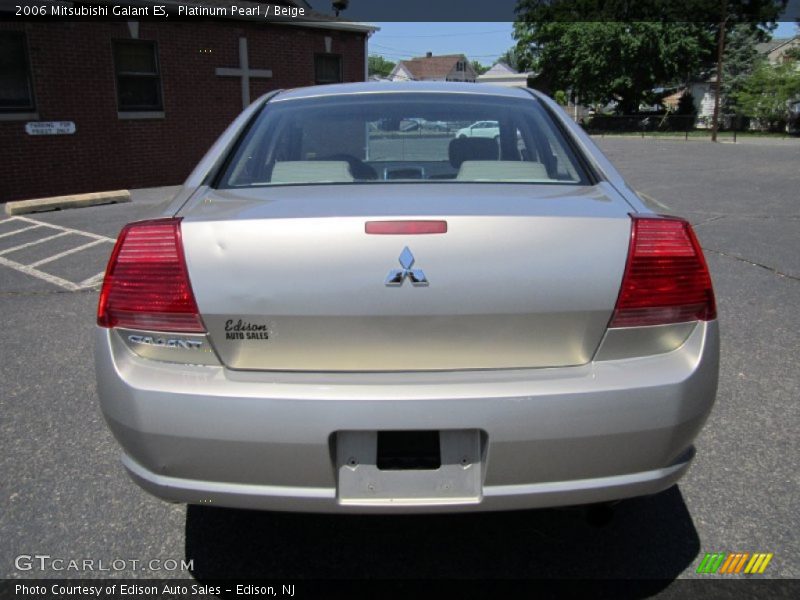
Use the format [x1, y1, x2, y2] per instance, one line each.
[5, 190, 131, 215]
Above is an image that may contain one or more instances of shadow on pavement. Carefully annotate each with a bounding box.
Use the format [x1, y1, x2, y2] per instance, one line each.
[185, 484, 698, 593]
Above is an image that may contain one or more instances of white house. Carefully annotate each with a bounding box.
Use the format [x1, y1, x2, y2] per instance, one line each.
[756, 36, 800, 65]
[689, 35, 799, 127]
[476, 62, 532, 88]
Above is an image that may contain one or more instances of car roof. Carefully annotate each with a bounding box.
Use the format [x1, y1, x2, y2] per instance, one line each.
[271, 81, 537, 103]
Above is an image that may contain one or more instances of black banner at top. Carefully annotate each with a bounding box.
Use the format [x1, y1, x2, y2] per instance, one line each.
[1, 0, 799, 22]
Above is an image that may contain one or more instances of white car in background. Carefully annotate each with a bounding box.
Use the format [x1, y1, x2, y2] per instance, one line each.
[456, 120, 500, 139]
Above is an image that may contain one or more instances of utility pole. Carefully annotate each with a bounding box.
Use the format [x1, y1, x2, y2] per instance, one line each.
[711, 1, 729, 143]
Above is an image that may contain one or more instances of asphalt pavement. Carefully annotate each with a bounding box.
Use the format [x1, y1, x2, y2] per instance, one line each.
[0, 140, 797, 592]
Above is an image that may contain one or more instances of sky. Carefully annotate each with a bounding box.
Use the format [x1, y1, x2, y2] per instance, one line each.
[368, 21, 800, 67]
[369, 23, 516, 66]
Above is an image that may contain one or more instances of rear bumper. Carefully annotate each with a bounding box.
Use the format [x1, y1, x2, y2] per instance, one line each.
[121, 448, 693, 513]
[95, 321, 719, 513]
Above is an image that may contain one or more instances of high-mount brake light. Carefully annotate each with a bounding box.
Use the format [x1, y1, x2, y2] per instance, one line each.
[97, 218, 204, 333]
[610, 215, 716, 328]
[365, 220, 448, 235]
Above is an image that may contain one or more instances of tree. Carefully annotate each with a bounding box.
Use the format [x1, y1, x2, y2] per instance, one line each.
[720, 24, 767, 114]
[512, 0, 785, 114]
[677, 92, 697, 116]
[368, 55, 395, 78]
[734, 60, 800, 129]
[470, 60, 490, 76]
[514, 20, 716, 114]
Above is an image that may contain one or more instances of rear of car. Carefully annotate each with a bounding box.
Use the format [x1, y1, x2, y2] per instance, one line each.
[95, 83, 718, 513]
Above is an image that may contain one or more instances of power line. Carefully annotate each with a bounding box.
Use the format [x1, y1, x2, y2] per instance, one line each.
[370, 43, 504, 60]
[370, 51, 504, 61]
[370, 42, 421, 53]
[370, 44, 502, 58]
[375, 29, 511, 39]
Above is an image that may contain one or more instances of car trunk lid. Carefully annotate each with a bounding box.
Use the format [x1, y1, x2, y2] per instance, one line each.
[180, 183, 632, 371]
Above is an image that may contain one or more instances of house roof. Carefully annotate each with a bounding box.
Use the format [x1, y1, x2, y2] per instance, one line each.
[662, 89, 687, 108]
[476, 62, 534, 87]
[756, 36, 798, 55]
[482, 62, 519, 76]
[395, 54, 469, 80]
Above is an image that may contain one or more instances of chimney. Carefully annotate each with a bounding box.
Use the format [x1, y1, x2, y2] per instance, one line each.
[426, 52, 433, 58]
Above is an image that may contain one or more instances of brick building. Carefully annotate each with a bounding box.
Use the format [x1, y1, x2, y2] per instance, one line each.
[0, 1, 374, 203]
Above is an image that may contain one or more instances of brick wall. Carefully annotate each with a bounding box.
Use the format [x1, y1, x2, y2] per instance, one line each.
[0, 21, 366, 203]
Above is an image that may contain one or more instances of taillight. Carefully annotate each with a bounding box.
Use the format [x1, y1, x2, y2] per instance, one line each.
[610, 215, 716, 328]
[97, 218, 204, 333]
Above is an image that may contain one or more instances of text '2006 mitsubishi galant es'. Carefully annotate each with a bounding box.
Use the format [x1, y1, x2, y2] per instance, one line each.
[95, 82, 718, 513]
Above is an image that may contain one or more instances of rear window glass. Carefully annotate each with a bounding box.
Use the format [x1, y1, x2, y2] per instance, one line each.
[218, 92, 590, 188]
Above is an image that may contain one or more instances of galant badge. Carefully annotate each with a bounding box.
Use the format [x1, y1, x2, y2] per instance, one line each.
[127, 334, 204, 350]
[385, 246, 429, 287]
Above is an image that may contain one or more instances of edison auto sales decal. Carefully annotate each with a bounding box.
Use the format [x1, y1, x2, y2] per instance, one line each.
[225, 319, 271, 340]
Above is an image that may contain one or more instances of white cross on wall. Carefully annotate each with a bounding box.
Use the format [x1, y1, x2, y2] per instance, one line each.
[215, 38, 273, 109]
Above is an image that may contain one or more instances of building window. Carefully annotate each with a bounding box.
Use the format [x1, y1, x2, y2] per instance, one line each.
[315, 54, 342, 84]
[0, 32, 35, 112]
[456, 61, 465, 72]
[113, 40, 163, 111]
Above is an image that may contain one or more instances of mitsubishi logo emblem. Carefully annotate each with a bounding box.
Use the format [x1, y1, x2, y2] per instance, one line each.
[385, 247, 429, 287]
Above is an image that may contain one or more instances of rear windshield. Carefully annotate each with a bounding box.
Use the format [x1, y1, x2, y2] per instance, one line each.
[218, 92, 591, 188]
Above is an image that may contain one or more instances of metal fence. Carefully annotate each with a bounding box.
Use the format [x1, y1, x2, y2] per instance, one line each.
[578, 114, 798, 141]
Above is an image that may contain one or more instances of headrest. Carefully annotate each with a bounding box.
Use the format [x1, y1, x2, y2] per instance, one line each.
[448, 137, 499, 168]
[270, 161, 353, 184]
[456, 161, 550, 181]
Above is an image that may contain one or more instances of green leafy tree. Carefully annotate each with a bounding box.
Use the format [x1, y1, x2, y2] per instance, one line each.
[720, 24, 765, 114]
[734, 60, 800, 129]
[368, 55, 396, 78]
[470, 60, 490, 75]
[512, 0, 785, 114]
[514, 20, 715, 114]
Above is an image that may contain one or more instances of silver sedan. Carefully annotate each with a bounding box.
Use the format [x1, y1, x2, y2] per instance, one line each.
[95, 82, 719, 513]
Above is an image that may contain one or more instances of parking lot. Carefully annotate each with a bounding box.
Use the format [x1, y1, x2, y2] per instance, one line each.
[1, 139, 798, 590]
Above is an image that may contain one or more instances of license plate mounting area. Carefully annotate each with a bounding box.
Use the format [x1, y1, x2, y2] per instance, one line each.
[336, 429, 483, 506]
